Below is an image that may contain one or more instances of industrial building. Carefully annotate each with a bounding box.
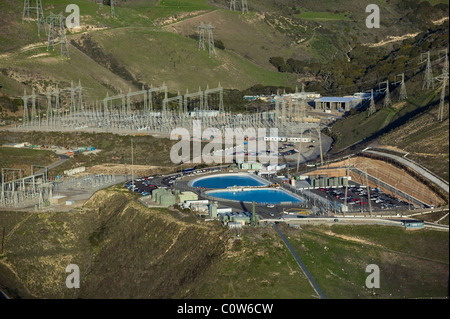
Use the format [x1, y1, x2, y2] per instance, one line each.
[314, 97, 363, 112]
[177, 191, 198, 204]
[309, 176, 349, 188]
[151, 188, 176, 207]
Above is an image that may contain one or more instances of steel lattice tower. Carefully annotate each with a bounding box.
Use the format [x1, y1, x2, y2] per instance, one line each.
[230, 0, 236, 11]
[198, 22, 206, 50]
[437, 50, 449, 122]
[383, 80, 391, 108]
[207, 23, 217, 57]
[23, 0, 46, 36]
[368, 89, 376, 116]
[46, 13, 69, 59]
[422, 51, 435, 90]
[397, 73, 407, 101]
[241, 0, 249, 14]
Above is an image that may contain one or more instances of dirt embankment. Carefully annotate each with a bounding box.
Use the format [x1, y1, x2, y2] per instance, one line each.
[325, 157, 444, 206]
[0, 190, 230, 298]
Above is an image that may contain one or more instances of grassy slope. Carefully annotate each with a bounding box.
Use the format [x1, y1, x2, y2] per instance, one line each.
[0, 130, 179, 177]
[0, 0, 294, 100]
[288, 224, 448, 299]
[0, 191, 447, 298]
[0, 147, 59, 176]
[88, 25, 294, 92]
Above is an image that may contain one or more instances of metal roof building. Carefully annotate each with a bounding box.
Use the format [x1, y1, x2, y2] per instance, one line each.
[314, 97, 362, 112]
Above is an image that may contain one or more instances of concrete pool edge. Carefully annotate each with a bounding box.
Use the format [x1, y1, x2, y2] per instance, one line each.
[204, 187, 304, 205]
[189, 172, 269, 189]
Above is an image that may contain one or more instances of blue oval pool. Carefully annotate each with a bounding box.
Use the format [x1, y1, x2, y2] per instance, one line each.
[190, 174, 268, 189]
[206, 188, 302, 204]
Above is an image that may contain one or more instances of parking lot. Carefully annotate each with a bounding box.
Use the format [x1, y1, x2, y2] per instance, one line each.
[310, 182, 414, 212]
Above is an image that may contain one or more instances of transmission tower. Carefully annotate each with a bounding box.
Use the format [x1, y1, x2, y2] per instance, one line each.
[241, 0, 249, 14]
[229, 0, 236, 11]
[397, 73, 407, 101]
[23, 0, 46, 36]
[422, 51, 435, 90]
[436, 50, 449, 122]
[46, 13, 69, 59]
[381, 80, 391, 108]
[206, 23, 217, 57]
[368, 89, 376, 116]
[110, 0, 115, 17]
[198, 22, 206, 50]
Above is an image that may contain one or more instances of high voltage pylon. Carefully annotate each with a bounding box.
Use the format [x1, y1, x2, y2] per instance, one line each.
[229, 0, 236, 11]
[22, 0, 46, 36]
[436, 49, 449, 122]
[198, 22, 206, 50]
[206, 23, 217, 57]
[46, 12, 70, 59]
[381, 79, 391, 108]
[421, 51, 435, 90]
[241, 0, 249, 14]
[198, 22, 216, 57]
[397, 73, 407, 101]
[229, 0, 248, 13]
[368, 89, 376, 116]
[110, 0, 115, 17]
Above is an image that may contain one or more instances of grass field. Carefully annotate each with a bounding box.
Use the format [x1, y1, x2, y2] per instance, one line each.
[287, 224, 449, 298]
[0, 146, 59, 176]
[147, 0, 214, 21]
[295, 11, 351, 21]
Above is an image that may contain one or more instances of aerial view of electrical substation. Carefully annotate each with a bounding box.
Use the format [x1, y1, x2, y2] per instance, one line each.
[0, 0, 448, 309]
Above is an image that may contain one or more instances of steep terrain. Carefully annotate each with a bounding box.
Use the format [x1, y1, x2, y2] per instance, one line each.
[0, 188, 448, 298]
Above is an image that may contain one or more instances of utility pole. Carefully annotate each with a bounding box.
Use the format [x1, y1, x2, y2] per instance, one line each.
[343, 157, 350, 216]
[316, 126, 324, 166]
[110, 0, 115, 17]
[364, 171, 372, 217]
[131, 138, 134, 191]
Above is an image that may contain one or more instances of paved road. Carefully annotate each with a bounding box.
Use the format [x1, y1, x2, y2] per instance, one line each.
[364, 149, 449, 194]
[271, 222, 327, 299]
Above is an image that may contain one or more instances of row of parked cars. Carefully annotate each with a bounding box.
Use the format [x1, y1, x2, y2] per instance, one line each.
[318, 185, 412, 210]
[125, 177, 158, 196]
